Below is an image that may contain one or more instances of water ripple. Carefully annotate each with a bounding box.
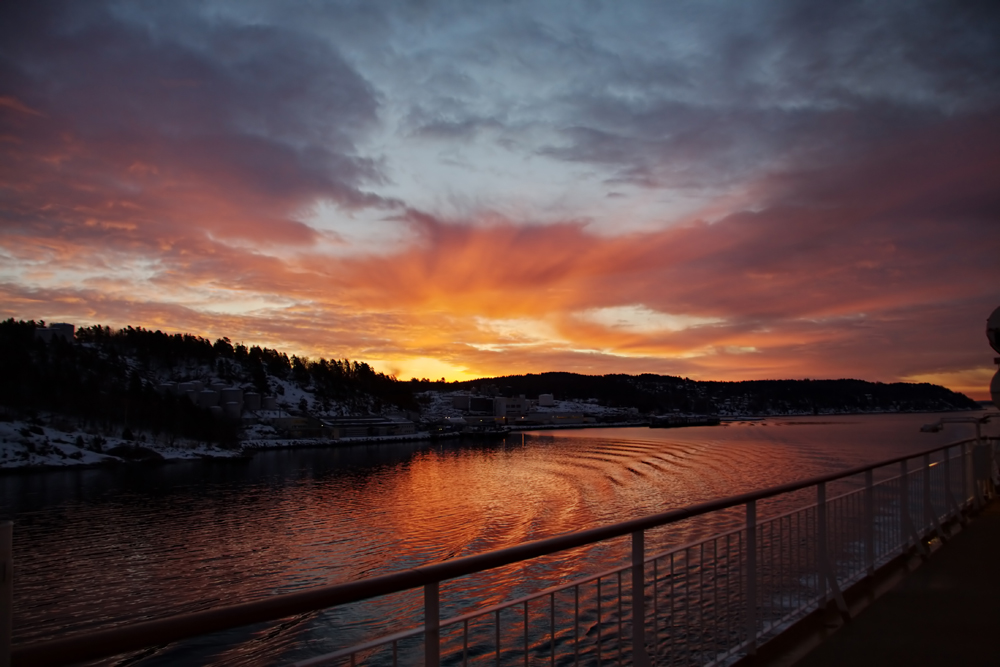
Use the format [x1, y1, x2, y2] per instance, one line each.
[0, 413, 988, 663]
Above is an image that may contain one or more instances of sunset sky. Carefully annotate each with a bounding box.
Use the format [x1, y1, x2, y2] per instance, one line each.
[2, 1, 998, 397]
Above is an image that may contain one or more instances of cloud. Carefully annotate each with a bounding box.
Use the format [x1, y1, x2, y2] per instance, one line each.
[531, 1, 1000, 192]
[1, 1, 998, 397]
[4, 105, 998, 390]
[0, 1, 392, 255]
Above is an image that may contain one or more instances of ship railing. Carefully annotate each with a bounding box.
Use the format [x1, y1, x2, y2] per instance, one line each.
[4, 434, 998, 667]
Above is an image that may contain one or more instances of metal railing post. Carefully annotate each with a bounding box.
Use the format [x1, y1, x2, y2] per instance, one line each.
[899, 459, 928, 557]
[817, 483, 828, 603]
[817, 483, 849, 618]
[942, 444, 967, 525]
[900, 460, 909, 553]
[923, 454, 932, 532]
[0, 521, 10, 667]
[923, 453, 945, 540]
[425, 582, 440, 667]
[972, 441, 987, 510]
[631, 531, 651, 667]
[962, 441, 970, 505]
[944, 446, 952, 517]
[864, 470, 875, 576]
[745, 500, 757, 655]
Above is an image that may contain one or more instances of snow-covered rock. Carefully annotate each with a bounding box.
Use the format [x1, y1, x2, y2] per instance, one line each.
[0, 418, 242, 469]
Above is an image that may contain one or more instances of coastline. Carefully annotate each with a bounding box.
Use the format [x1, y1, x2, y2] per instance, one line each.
[0, 407, 986, 472]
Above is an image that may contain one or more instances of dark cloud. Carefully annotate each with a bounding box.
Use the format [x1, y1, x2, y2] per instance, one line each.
[0, 0, 389, 250]
[1, 0, 998, 391]
[404, 107, 507, 140]
[531, 0, 1000, 189]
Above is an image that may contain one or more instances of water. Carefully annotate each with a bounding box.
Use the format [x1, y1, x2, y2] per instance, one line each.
[2, 412, 993, 664]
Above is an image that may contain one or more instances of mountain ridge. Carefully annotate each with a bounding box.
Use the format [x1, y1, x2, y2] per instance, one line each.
[2, 319, 979, 448]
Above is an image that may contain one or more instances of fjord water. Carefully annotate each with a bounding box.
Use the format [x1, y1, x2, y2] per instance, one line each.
[2, 412, 993, 665]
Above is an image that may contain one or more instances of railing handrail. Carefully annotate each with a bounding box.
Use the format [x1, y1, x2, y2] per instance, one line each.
[12, 434, 994, 666]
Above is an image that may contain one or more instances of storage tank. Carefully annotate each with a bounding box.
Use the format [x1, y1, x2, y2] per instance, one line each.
[220, 388, 243, 405]
[244, 393, 261, 411]
[209, 405, 223, 417]
[198, 390, 219, 408]
[223, 401, 241, 419]
[263, 396, 278, 410]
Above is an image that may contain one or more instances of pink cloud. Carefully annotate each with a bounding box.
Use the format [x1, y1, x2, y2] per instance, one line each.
[2, 6, 998, 397]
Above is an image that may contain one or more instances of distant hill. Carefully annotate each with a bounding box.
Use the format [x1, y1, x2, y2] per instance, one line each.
[0, 320, 979, 448]
[423, 372, 979, 416]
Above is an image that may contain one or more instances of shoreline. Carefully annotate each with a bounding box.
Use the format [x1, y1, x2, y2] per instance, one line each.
[0, 407, 986, 473]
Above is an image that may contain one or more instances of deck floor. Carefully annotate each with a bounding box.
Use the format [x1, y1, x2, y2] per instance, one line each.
[791, 497, 1000, 666]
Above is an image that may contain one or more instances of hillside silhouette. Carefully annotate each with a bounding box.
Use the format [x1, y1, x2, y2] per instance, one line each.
[0, 320, 979, 449]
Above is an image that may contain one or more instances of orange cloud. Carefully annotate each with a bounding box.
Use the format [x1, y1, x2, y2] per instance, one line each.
[3, 195, 996, 397]
[2, 15, 998, 396]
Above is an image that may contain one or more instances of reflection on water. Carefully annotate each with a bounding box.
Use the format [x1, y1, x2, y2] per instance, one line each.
[1, 412, 991, 664]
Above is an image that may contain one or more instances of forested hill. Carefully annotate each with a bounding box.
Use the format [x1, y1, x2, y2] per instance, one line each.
[0, 319, 416, 444]
[431, 372, 979, 415]
[0, 319, 980, 447]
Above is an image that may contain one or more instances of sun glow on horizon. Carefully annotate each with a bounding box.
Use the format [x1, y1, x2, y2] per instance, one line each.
[369, 356, 479, 383]
[901, 369, 996, 402]
[1, 2, 997, 400]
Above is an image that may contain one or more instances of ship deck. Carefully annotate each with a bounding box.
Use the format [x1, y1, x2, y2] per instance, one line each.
[750, 495, 1000, 667]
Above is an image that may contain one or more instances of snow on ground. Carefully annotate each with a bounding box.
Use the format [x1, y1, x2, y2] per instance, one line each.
[0, 418, 241, 469]
[0, 409, 437, 469]
[242, 431, 443, 450]
[416, 391, 464, 421]
[264, 377, 369, 418]
[135, 360, 361, 419]
[0, 391, 634, 469]
[243, 421, 280, 440]
[268, 377, 314, 411]
[532, 398, 620, 416]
